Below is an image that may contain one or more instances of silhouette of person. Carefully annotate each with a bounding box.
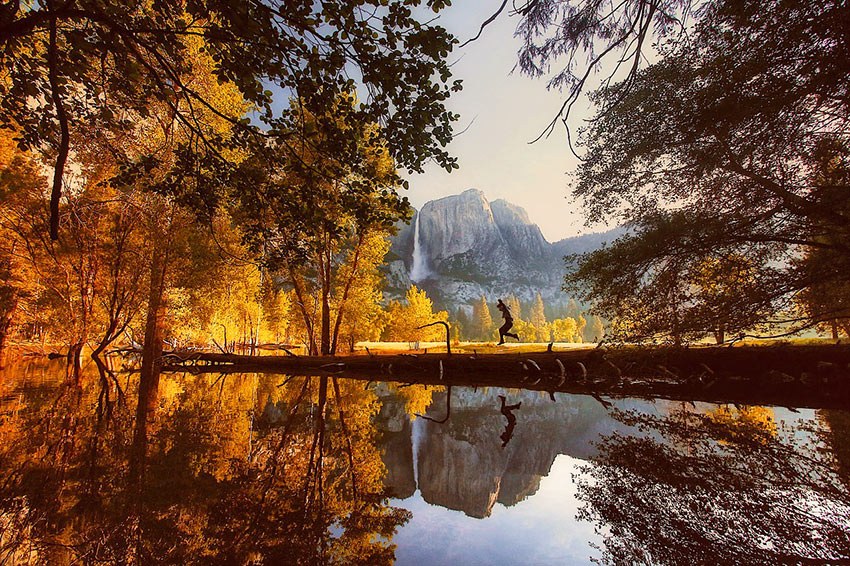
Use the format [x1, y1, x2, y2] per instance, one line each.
[496, 299, 519, 345]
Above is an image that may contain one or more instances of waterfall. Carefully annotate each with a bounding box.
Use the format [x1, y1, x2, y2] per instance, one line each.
[410, 212, 429, 282]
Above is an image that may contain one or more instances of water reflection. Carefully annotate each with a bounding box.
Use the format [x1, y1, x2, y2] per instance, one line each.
[575, 406, 850, 565]
[0, 359, 408, 565]
[0, 358, 847, 565]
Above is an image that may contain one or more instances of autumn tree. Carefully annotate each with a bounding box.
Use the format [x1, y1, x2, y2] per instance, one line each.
[551, 317, 578, 343]
[382, 285, 448, 343]
[0, 128, 154, 376]
[0, 131, 45, 359]
[576, 314, 587, 344]
[335, 234, 393, 352]
[588, 315, 605, 343]
[0, 0, 460, 241]
[235, 96, 408, 355]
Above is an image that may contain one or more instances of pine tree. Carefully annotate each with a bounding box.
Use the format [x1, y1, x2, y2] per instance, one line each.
[453, 307, 471, 341]
[529, 293, 547, 328]
[589, 315, 605, 343]
[566, 298, 580, 320]
[472, 295, 493, 341]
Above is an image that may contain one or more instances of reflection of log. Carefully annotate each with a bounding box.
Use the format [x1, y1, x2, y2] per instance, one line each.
[417, 385, 452, 423]
[159, 345, 850, 410]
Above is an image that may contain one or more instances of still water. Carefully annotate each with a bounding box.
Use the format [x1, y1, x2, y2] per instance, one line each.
[0, 357, 848, 565]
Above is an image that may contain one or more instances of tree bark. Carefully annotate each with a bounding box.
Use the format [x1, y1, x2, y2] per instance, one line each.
[0, 293, 17, 366]
[47, 0, 70, 241]
[715, 323, 725, 345]
[330, 233, 364, 355]
[288, 262, 317, 355]
[66, 340, 84, 384]
[138, 244, 167, 416]
[318, 245, 332, 356]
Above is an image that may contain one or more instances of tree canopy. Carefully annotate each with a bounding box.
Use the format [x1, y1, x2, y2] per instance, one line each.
[0, 0, 461, 238]
[516, 0, 850, 341]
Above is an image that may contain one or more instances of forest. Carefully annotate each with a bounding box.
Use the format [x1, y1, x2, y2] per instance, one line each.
[1, 0, 848, 372]
[0, 1, 849, 564]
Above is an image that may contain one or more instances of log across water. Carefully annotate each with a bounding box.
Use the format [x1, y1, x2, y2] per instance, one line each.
[161, 344, 850, 410]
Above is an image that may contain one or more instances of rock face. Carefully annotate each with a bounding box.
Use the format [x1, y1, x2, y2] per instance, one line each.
[374, 386, 643, 518]
[490, 198, 548, 260]
[419, 189, 504, 262]
[383, 188, 623, 307]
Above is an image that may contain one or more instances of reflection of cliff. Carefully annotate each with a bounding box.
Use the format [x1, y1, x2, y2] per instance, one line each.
[374, 385, 416, 498]
[375, 386, 640, 518]
[380, 423, 416, 499]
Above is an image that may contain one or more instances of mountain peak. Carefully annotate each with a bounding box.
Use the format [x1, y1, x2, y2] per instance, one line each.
[384, 189, 621, 305]
[490, 199, 534, 228]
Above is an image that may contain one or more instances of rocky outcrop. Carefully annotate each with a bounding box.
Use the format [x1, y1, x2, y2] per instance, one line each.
[490, 199, 548, 260]
[418, 189, 505, 261]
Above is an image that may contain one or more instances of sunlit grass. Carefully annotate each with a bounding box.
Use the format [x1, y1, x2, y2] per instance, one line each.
[353, 341, 595, 355]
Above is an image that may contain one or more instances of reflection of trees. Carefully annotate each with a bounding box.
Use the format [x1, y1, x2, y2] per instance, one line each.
[576, 407, 850, 565]
[0, 363, 407, 564]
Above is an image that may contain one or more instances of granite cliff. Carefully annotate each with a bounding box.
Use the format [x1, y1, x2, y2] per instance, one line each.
[383, 188, 623, 307]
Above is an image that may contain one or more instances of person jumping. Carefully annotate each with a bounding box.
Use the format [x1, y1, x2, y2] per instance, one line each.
[496, 298, 519, 345]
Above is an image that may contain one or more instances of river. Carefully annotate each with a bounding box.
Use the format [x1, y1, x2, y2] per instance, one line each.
[0, 357, 847, 564]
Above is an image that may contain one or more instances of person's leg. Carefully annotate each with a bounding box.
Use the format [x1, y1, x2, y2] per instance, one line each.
[504, 321, 519, 340]
[498, 322, 508, 344]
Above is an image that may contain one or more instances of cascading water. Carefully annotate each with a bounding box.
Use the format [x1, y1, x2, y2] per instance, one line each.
[409, 212, 429, 282]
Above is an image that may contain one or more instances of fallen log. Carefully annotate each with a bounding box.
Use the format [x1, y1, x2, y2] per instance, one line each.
[160, 344, 850, 410]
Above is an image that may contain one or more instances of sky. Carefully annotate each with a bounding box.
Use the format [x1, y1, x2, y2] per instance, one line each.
[404, 2, 607, 242]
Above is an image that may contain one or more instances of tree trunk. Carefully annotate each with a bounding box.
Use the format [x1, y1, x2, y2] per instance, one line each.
[139, 245, 167, 416]
[831, 319, 839, 340]
[67, 340, 84, 384]
[671, 308, 682, 347]
[0, 293, 17, 367]
[330, 233, 364, 355]
[288, 262, 317, 355]
[319, 250, 331, 356]
[715, 323, 725, 345]
[130, 240, 168, 487]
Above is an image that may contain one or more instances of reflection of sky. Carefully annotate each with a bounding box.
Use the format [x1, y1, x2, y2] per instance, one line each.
[390, 455, 599, 566]
[384, 394, 831, 566]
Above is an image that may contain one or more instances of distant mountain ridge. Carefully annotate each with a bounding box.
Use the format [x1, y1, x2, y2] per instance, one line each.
[383, 188, 623, 308]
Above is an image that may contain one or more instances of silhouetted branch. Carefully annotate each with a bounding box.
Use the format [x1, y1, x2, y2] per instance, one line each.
[458, 0, 509, 48]
[416, 320, 451, 354]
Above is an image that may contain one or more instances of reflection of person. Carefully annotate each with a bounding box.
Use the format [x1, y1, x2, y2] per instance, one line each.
[498, 394, 521, 447]
[496, 299, 519, 345]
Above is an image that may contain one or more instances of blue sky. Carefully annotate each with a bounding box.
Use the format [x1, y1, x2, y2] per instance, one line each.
[404, 2, 608, 242]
